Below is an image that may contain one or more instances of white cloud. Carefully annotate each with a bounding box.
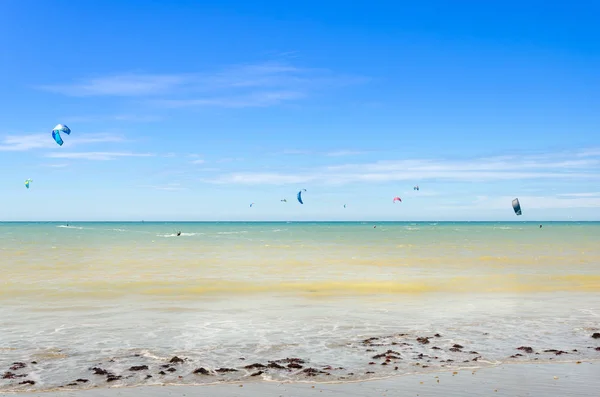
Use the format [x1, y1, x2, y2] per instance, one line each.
[138, 183, 188, 191]
[154, 91, 306, 108]
[325, 150, 365, 157]
[38, 74, 189, 97]
[190, 159, 205, 164]
[45, 151, 154, 161]
[0, 133, 125, 151]
[217, 157, 244, 163]
[64, 114, 163, 123]
[575, 148, 600, 157]
[37, 61, 367, 108]
[278, 149, 366, 157]
[556, 192, 600, 198]
[202, 149, 600, 186]
[42, 163, 69, 168]
[205, 172, 315, 185]
[0, 134, 58, 151]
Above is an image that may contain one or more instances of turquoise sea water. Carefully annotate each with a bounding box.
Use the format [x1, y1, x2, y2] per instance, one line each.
[1, 222, 599, 391]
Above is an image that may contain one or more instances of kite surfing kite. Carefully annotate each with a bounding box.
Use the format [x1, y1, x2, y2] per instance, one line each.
[393, 196, 402, 203]
[297, 189, 306, 204]
[281, 199, 287, 203]
[52, 124, 71, 146]
[24, 179, 33, 189]
[250, 203, 255, 208]
[414, 185, 420, 191]
[512, 198, 522, 216]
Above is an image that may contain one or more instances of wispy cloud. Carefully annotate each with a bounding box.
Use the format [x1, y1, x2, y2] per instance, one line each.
[42, 163, 69, 168]
[155, 91, 306, 108]
[325, 150, 366, 157]
[37, 61, 368, 108]
[64, 114, 163, 123]
[45, 151, 154, 161]
[279, 149, 366, 157]
[575, 148, 600, 157]
[556, 192, 600, 198]
[190, 159, 205, 164]
[38, 74, 189, 97]
[202, 149, 600, 186]
[217, 157, 244, 163]
[138, 183, 189, 191]
[0, 133, 125, 152]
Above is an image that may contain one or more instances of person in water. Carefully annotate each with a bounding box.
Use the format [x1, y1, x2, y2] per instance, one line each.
[177, 231, 181, 236]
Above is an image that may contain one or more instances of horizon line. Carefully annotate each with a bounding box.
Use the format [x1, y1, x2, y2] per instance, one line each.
[0, 220, 596, 223]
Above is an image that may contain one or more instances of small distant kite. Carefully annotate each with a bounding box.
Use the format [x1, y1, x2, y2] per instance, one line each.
[281, 199, 287, 203]
[343, 204, 347, 208]
[52, 124, 71, 146]
[250, 203, 255, 208]
[25, 179, 33, 189]
[512, 198, 522, 216]
[413, 185, 420, 191]
[297, 189, 307, 204]
[393, 196, 402, 203]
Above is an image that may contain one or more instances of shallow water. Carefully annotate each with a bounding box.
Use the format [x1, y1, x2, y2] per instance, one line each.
[1, 222, 599, 391]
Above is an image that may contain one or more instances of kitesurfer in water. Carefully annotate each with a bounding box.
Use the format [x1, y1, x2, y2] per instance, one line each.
[177, 231, 181, 236]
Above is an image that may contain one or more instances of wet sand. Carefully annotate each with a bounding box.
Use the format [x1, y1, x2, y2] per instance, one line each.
[19, 362, 600, 397]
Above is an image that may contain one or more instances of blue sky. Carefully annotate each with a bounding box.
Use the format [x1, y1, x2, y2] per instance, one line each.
[1, 0, 599, 221]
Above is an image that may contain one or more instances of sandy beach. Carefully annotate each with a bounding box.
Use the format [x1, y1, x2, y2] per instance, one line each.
[16, 362, 599, 397]
[2, 222, 599, 394]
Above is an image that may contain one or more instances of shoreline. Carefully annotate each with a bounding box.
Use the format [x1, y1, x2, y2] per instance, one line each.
[13, 362, 599, 396]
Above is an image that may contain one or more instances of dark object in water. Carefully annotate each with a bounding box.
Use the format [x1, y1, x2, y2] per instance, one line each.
[10, 362, 26, 371]
[540, 224, 542, 228]
[517, 346, 534, 353]
[215, 368, 237, 373]
[90, 367, 109, 375]
[3, 372, 27, 379]
[591, 332, 600, 339]
[129, 366, 149, 371]
[177, 231, 181, 236]
[244, 363, 265, 369]
[193, 368, 210, 375]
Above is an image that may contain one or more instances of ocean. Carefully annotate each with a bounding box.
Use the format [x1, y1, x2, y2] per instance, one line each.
[1, 221, 599, 392]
